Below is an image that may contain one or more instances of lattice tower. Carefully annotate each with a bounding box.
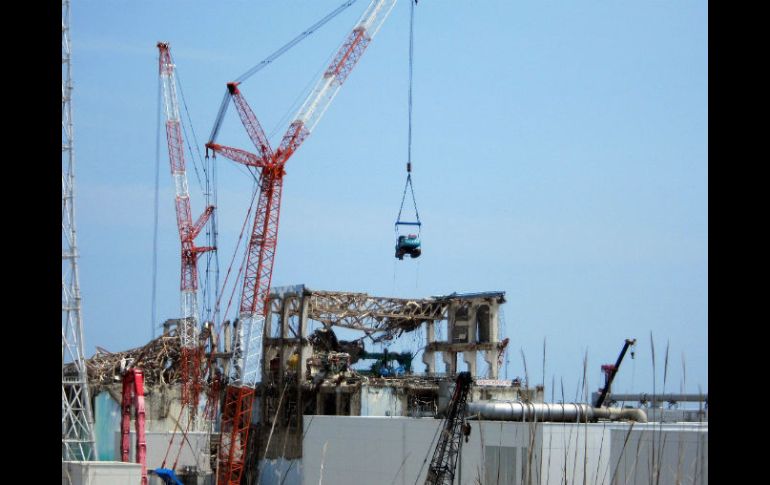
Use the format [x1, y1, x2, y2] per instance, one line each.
[62, 0, 97, 461]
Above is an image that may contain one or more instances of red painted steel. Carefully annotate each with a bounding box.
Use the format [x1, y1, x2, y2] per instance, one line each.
[121, 368, 148, 485]
[325, 28, 371, 84]
[205, 6, 386, 483]
[205, 143, 268, 168]
[228, 83, 275, 161]
[158, 43, 215, 413]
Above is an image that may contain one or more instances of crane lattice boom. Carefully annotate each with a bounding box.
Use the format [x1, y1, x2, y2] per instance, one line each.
[206, 2, 397, 483]
[158, 42, 216, 413]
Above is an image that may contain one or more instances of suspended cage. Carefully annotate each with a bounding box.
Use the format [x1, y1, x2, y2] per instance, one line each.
[396, 2, 421, 262]
[395, 172, 421, 260]
[395, 222, 421, 260]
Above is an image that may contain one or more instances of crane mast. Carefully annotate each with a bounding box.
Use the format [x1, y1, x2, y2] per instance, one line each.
[206, 1, 397, 483]
[594, 338, 636, 408]
[62, 0, 97, 461]
[425, 372, 473, 485]
[158, 42, 216, 415]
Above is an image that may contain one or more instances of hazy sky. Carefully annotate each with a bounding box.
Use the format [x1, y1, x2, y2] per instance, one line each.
[69, 0, 707, 399]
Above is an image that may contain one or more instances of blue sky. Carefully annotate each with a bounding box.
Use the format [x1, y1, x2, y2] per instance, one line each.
[70, 0, 707, 399]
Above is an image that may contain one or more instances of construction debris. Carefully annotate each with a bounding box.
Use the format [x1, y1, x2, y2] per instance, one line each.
[65, 325, 212, 394]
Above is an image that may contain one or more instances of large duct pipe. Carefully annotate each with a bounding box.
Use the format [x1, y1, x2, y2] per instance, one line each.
[467, 401, 647, 423]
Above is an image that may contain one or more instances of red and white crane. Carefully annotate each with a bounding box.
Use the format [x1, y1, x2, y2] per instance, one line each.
[158, 42, 216, 415]
[205, 1, 397, 482]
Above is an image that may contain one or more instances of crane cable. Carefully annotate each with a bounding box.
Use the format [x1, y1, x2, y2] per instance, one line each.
[396, 175, 420, 225]
[151, 67, 161, 340]
[160, 184, 257, 469]
[208, 0, 360, 144]
[396, 0, 420, 228]
[407, 0, 415, 171]
[172, 52, 220, 326]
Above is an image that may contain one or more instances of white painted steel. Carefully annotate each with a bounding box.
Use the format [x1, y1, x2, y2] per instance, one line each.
[173, 173, 189, 198]
[159, 45, 200, 350]
[62, 461, 143, 485]
[180, 291, 198, 348]
[467, 401, 648, 423]
[294, 0, 397, 134]
[62, 0, 97, 461]
[160, 63, 181, 123]
[232, 312, 264, 387]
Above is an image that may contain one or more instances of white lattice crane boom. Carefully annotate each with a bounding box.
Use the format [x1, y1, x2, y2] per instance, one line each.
[157, 42, 216, 414]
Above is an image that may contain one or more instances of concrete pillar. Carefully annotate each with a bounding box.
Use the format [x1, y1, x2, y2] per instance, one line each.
[463, 351, 477, 377]
[298, 296, 312, 382]
[442, 351, 456, 375]
[463, 303, 478, 376]
[441, 307, 454, 375]
[223, 320, 231, 352]
[467, 305, 477, 343]
[264, 298, 275, 339]
[279, 295, 292, 383]
[422, 322, 435, 374]
[482, 306, 500, 379]
[335, 386, 343, 415]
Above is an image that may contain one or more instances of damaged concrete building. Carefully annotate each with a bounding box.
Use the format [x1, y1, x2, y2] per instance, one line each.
[72, 285, 705, 485]
[74, 286, 545, 484]
[238, 286, 546, 483]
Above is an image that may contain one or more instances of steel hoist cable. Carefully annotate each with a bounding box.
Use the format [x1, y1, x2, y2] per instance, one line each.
[151, 70, 162, 340]
[395, 0, 420, 229]
[208, 0, 360, 144]
[394, 1, 422, 265]
[396, 173, 420, 225]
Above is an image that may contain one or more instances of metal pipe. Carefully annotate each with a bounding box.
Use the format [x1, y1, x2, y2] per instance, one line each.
[467, 401, 647, 423]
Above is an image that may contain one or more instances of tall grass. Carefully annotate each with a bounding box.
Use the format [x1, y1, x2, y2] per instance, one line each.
[502, 333, 707, 485]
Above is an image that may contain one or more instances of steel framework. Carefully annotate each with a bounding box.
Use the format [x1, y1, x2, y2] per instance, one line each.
[306, 290, 448, 333]
[62, 0, 97, 461]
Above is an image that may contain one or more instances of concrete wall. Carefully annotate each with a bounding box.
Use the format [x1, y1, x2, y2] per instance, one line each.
[468, 420, 542, 485]
[303, 416, 439, 485]
[302, 416, 539, 485]
[609, 424, 708, 485]
[359, 386, 405, 417]
[301, 416, 708, 485]
[62, 461, 142, 485]
[258, 458, 301, 485]
[94, 385, 210, 437]
[540, 423, 613, 485]
[117, 431, 212, 474]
